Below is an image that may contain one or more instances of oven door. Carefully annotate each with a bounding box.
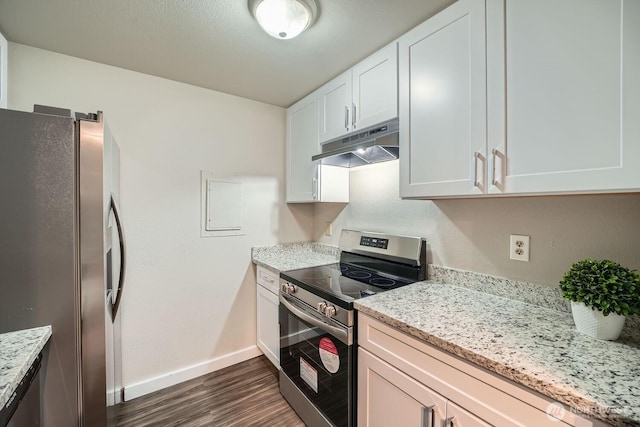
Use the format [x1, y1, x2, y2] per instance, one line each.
[279, 293, 354, 427]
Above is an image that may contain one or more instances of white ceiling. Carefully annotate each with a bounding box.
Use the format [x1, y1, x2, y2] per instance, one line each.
[0, 0, 455, 108]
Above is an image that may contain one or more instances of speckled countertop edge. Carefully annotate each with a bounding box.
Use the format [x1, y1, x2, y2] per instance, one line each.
[0, 326, 52, 409]
[355, 283, 640, 427]
[251, 242, 339, 273]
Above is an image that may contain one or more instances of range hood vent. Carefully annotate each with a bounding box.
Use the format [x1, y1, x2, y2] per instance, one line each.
[312, 119, 399, 167]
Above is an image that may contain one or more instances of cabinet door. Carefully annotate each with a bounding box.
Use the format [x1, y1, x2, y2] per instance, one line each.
[352, 43, 398, 131]
[256, 285, 279, 368]
[0, 30, 7, 108]
[316, 164, 349, 203]
[487, 0, 640, 194]
[318, 71, 352, 143]
[399, 0, 487, 198]
[358, 348, 446, 427]
[287, 91, 319, 202]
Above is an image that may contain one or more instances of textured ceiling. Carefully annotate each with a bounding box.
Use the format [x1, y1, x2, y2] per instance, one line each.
[0, 0, 455, 107]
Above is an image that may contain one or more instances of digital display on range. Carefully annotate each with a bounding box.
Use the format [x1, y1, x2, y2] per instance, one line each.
[360, 236, 389, 249]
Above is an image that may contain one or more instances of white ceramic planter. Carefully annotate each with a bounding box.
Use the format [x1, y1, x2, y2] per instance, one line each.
[571, 301, 626, 340]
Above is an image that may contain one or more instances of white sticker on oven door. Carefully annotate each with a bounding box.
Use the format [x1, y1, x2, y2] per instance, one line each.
[319, 337, 340, 374]
[300, 357, 318, 393]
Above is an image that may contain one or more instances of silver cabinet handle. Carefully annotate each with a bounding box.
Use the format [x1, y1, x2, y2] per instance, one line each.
[474, 152, 481, 187]
[491, 148, 499, 186]
[444, 416, 455, 427]
[344, 106, 350, 130]
[421, 406, 434, 427]
[352, 103, 357, 129]
[474, 152, 486, 188]
[261, 275, 275, 283]
[312, 177, 318, 200]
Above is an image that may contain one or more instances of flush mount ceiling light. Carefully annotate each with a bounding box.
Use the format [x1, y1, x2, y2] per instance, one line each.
[249, 0, 318, 40]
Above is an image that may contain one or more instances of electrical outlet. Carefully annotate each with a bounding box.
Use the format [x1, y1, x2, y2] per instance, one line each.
[325, 222, 332, 236]
[510, 234, 530, 262]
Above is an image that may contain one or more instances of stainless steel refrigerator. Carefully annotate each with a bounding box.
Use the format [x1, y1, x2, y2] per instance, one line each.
[0, 106, 126, 426]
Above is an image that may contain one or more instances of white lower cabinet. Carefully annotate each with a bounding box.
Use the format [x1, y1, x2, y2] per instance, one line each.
[358, 314, 607, 427]
[256, 266, 279, 368]
[359, 348, 489, 427]
[360, 347, 454, 427]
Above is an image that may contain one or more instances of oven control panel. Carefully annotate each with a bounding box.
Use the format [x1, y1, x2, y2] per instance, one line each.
[360, 236, 388, 249]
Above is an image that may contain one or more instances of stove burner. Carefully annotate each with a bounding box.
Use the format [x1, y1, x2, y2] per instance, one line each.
[370, 277, 396, 288]
[347, 271, 372, 279]
[339, 265, 348, 272]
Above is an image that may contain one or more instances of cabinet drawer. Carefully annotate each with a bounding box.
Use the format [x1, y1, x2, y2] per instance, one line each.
[358, 314, 599, 427]
[256, 266, 279, 294]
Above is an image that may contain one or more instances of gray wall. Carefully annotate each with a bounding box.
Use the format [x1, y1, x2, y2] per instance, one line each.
[313, 160, 640, 285]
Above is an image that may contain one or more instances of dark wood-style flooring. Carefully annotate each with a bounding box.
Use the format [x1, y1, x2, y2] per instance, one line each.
[109, 356, 305, 427]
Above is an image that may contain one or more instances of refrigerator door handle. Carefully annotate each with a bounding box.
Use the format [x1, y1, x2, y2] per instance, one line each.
[109, 193, 126, 322]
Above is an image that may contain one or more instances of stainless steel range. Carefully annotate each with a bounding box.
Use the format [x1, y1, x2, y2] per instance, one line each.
[279, 229, 426, 427]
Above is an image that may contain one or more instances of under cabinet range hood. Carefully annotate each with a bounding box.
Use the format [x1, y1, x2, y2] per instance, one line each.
[312, 119, 399, 167]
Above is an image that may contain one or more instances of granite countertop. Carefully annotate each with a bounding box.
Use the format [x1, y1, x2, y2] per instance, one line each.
[355, 282, 640, 427]
[252, 242, 339, 272]
[0, 326, 52, 410]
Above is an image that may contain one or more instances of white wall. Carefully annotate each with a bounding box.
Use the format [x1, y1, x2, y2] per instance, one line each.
[314, 161, 640, 285]
[8, 43, 313, 396]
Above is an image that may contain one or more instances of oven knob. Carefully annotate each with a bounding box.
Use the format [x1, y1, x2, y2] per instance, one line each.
[325, 305, 337, 318]
[317, 301, 327, 314]
[285, 284, 297, 294]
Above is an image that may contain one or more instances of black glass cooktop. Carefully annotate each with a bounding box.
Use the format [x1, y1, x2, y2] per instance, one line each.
[280, 262, 416, 308]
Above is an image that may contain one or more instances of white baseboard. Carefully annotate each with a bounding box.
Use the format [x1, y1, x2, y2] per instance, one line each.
[123, 345, 263, 401]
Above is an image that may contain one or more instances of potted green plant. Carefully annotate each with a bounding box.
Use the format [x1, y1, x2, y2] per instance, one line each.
[559, 259, 640, 340]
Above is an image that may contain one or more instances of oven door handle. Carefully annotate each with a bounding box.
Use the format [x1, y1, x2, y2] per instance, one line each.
[280, 294, 352, 345]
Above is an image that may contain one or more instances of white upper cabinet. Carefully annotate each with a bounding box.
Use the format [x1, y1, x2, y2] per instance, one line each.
[400, 0, 640, 199]
[487, 0, 640, 195]
[0, 31, 7, 109]
[318, 71, 352, 143]
[319, 43, 398, 143]
[351, 43, 398, 132]
[399, 0, 487, 198]
[286, 91, 349, 203]
[287, 91, 319, 202]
